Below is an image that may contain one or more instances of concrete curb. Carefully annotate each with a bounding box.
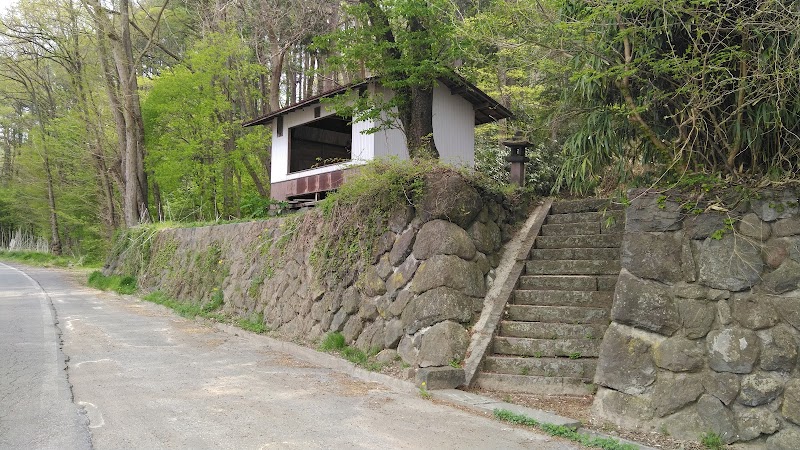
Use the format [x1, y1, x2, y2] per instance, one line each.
[461, 198, 552, 387]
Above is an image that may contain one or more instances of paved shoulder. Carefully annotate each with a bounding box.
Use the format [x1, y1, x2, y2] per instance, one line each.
[0, 263, 91, 450]
[25, 267, 575, 450]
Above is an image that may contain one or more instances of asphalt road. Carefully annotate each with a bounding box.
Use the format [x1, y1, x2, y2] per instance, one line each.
[1, 263, 576, 450]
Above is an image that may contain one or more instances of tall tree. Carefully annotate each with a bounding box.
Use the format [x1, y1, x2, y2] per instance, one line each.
[319, 0, 461, 158]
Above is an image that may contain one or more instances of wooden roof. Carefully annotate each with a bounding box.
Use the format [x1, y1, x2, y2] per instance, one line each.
[242, 73, 513, 128]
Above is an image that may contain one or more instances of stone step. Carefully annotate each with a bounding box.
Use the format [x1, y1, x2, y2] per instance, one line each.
[535, 234, 622, 249]
[546, 210, 625, 225]
[540, 222, 599, 236]
[517, 275, 617, 291]
[530, 247, 620, 261]
[506, 305, 610, 324]
[512, 290, 613, 307]
[550, 199, 623, 215]
[525, 259, 621, 276]
[493, 337, 600, 358]
[499, 321, 607, 340]
[483, 355, 598, 379]
[474, 373, 596, 395]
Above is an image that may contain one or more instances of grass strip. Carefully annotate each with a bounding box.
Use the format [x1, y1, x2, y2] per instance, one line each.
[87, 271, 137, 294]
[493, 409, 638, 450]
[0, 250, 96, 268]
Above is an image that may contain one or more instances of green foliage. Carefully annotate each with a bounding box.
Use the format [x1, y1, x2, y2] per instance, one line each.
[493, 409, 637, 450]
[319, 332, 347, 351]
[143, 30, 270, 221]
[87, 271, 138, 295]
[240, 194, 289, 219]
[142, 291, 205, 318]
[700, 432, 724, 450]
[0, 250, 94, 268]
[237, 313, 268, 334]
[318, 332, 382, 371]
[553, 0, 800, 192]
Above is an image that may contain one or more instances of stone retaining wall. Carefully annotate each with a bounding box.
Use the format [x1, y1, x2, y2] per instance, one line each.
[107, 173, 522, 380]
[593, 188, 800, 447]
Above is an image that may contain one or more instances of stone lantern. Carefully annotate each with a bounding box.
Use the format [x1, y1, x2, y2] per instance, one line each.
[502, 132, 531, 187]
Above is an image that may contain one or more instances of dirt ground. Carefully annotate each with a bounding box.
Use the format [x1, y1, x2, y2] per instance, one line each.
[470, 389, 706, 450]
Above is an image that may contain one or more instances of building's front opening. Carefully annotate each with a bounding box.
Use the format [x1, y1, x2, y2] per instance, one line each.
[288, 115, 352, 173]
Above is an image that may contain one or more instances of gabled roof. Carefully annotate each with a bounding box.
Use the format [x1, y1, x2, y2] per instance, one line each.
[242, 73, 513, 128]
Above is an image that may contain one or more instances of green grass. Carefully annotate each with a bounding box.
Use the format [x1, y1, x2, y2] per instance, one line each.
[87, 271, 138, 294]
[141, 290, 269, 334]
[237, 312, 268, 334]
[318, 332, 383, 371]
[700, 432, 724, 450]
[493, 409, 638, 450]
[0, 250, 97, 268]
[142, 291, 205, 318]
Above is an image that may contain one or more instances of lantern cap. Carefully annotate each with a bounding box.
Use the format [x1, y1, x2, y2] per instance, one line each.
[501, 131, 531, 148]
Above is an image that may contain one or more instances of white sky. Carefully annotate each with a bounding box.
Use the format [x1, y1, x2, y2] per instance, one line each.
[0, 0, 15, 14]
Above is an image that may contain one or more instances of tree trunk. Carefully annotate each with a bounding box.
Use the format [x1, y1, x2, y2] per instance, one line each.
[402, 85, 438, 159]
[268, 38, 285, 111]
[113, 0, 148, 225]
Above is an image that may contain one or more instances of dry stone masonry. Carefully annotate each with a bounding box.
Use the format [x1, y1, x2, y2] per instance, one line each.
[106, 174, 522, 386]
[593, 188, 800, 448]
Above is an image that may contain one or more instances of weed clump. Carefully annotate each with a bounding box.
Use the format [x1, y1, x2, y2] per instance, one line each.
[87, 271, 137, 295]
[493, 409, 637, 450]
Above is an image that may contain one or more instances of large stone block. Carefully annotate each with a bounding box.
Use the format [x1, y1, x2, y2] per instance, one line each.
[415, 366, 465, 390]
[780, 296, 800, 332]
[676, 298, 715, 339]
[389, 229, 416, 266]
[412, 219, 476, 260]
[734, 405, 780, 442]
[341, 285, 361, 315]
[751, 189, 799, 222]
[697, 234, 764, 291]
[625, 191, 683, 232]
[760, 325, 799, 372]
[652, 372, 703, 417]
[653, 336, 704, 372]
[468, 220, 502, 255]
[782, 379, 800, 426]
[359, 266, 386, 297]
[731, 294, 779, 330]
[400, 286, 474, 334]
[684, 212, 727, 240]
[385, 255, 420, 293]
[592, 387, 654, 425]
[707, 328, 761, 374]
[594, 323, 657, 395]
[760, 260, 800, 294]
[409, 254, 485, 297]
[767, 427, 800, 450]
[418, 173, 483, 229]
[738, 373, 783, 406]
[763, 238, 790, 269]
[611, 270, 680, 336]
[696, 394, 738, 444]
[773, 218, 800, 237]
[621, 232, 684, 282]
[738, 213, 771, 241]
[417, 321, 469, 368]
[702, 371, 740, 405]
[371, 231, 396, 263]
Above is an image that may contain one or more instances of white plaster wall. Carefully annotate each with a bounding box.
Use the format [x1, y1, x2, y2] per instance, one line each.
[271, 104, 374, 183]
[270, 81, 476, 183]
[433, 83, 475, 167]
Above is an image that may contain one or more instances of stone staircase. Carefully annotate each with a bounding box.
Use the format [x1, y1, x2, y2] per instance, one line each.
[475, 199, 624, 395]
